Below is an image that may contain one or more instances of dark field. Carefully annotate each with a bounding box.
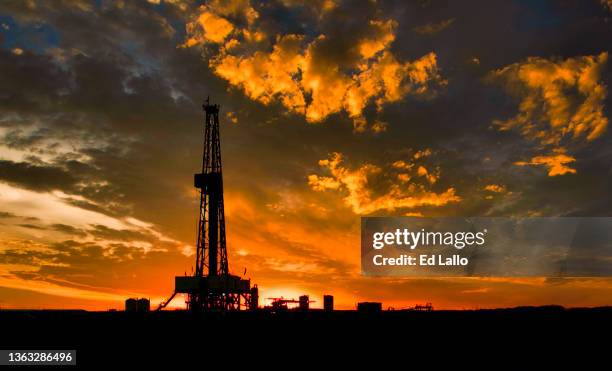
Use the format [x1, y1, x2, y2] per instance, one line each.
[1, 307, 610, 366]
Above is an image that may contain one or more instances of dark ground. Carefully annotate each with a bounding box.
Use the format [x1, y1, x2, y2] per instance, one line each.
[1, 307, 610, 367]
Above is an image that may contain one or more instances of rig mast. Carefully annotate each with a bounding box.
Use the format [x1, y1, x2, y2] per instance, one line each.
[160, 98, 257, 312]
[195, 98, 228, 280]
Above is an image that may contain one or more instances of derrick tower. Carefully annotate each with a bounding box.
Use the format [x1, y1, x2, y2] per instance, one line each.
[195, 98, 228, 280]
[159, 98, 257, 312]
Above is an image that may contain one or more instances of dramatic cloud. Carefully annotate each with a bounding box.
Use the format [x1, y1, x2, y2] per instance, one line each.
[490, 53, 609, 175]
[0, 182, 185, 253]
[484, 184, 506, 193]
[308, 152, 460, 214]
[483, 184, 508, 200]
[184, 1, 247, 45]
[514, 151, 577, 176]
[491, 52, 608, 145]
[183, 0, 446, 131]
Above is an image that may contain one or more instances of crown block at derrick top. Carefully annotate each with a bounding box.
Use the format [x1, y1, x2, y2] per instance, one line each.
[203, 103, 220, 114]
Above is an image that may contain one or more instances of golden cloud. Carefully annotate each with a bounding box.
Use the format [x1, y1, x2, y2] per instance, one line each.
[308, 152, 460, 214]
[185, 10, 234, 44]
[184, 1, 446, 131]
[358, 20, 396, 59]
[207, 0, 259, 23]
[484, 184, 506, 193]
[514, 152, 577, 176]
[214, 34, 307, 112]
[392, 160, 413, 170]
[413, 148, 432, 159]
[416, 165, 438, 184]
[307, 174, 341, 191]
[490, 52, 608, 175]
[491, 52, 608, 145]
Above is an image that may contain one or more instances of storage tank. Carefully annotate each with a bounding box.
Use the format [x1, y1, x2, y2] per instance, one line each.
[125, 298, 150, 313]
[125, 298, 137, 312]
[323, 295, 334, 311]
[299, 295, 309, 311]
[137, 298, 150, 312]
[250, 285, 259, 310]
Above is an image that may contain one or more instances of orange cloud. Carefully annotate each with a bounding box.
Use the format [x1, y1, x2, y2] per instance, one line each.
[413, 148, 432, 159]
[484, 184, 506, 193]
[345, 52, 445, 131]
[392, 160, 413, 170]
[358, 20, 396, 59]
[185, 10, 234, 44]
[207, 0, 259, 23]
[184, 1, 445, 131]
[490, 52, 608, 175]
[307, 174, 341, 191]
[416, 165, 438, 184]
[515, 152, 577, 176]
[213, 34, 306, 111]
[491, 52, 608, 145]
[308, 152, 460, 214]
[397, 173, 411, 183]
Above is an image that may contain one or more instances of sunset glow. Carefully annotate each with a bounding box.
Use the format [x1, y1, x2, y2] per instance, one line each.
[1, 0, 612, 312]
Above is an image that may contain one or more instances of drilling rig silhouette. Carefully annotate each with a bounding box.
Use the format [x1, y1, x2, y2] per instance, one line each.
[158, 98, 257, 311]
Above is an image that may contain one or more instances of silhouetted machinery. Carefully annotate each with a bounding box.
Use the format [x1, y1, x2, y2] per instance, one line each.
[125, 298, 150, 313]
[412, 302, 433, 311]
[158, 98, 257, 312]
[265, 296, 315, 312]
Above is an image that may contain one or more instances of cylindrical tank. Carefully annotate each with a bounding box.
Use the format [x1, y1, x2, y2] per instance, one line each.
[250, 285, 259, 310]
[299, 295, 309, 311]
[323, 295, 334, 311]
[125, 298, 137, 312]
[137, 298, 150, 312]
[125, 298, 150, 312]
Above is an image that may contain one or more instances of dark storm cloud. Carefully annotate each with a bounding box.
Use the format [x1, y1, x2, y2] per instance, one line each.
[51, 223, 87, 237]
[88, 224, 156, 243]
[16, 223, 46, 230]
[0, 50, 69, 114]
[0, 246, 60, 267]
[0, 159, 79, 192]
[0, 1, 217, 240]
[3, 127, 52, 148]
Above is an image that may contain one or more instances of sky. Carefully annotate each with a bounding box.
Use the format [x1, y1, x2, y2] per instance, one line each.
[0, 0, 612, 310]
